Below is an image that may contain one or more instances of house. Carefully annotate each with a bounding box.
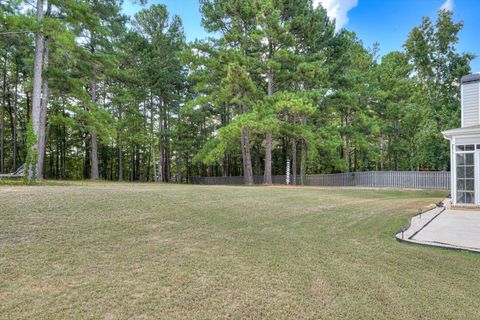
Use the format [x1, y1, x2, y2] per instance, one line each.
[443, 73, 480, 205]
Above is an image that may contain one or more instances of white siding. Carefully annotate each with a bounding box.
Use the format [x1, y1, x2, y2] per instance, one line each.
[462, 82, 480, 127]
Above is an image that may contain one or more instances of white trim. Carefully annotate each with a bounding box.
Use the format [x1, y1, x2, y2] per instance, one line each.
[452, 140, 456, 203]
[461, 83, 464, 127]
[453, 134, 480, 139]
[452, 149, 476, 205]
[476, 150, 479, 205]
[453, 203, 479, 207]
[449, 134, 480, 205]
[443, 127, 480, 139]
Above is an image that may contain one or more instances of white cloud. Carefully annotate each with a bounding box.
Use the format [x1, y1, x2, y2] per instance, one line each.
[314, 0, 359, 31]
[440, 0, 453, 11]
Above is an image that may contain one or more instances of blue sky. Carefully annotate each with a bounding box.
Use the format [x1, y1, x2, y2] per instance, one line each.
[122, 0, 479, 72]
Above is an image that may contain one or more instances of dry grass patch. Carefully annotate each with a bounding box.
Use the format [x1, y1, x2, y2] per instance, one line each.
[1, 183, 479, 319]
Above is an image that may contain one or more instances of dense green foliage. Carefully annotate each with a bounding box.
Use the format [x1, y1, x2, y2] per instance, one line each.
[0, 1, 474, 182]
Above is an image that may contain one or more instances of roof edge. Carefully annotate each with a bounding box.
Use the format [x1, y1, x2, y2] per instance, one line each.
[461, 73, 480, 84]
[442, 125, 480, 140]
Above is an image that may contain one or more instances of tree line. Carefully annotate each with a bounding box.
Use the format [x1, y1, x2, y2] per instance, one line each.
[0, 0, 474, 183]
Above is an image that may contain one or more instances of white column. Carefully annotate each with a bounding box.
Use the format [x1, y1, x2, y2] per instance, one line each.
[451, 140, 456, 204]
[476, 150, 479, 206]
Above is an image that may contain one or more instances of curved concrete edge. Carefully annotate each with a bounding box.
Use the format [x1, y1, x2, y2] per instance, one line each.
[398, 237, 480, 254]
[395, 198, 480, 254]
[395, 202, 446, 240]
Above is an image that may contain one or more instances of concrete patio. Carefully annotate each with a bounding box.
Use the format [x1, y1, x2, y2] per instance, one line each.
[397, 204, 480, 253]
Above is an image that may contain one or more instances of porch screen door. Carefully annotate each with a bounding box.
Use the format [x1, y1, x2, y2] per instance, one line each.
[456, 152, 475, 204]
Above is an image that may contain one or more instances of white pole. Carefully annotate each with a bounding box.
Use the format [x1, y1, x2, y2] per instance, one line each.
[286, 158, 290, 185]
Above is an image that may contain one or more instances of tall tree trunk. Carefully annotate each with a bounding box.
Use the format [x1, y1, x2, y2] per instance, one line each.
[222, 151, 230, 177]
[1, 54, 6, 173]
[157, 139, 164, 182]
[221, 103, 229, 176]
[136, 147, 141, 181]
[300, 140, 306, 185]
[141, 101, 148, 181]
[109, 149, 114, 180]
[149, 91, 155, 181]
[344, 114, 350, 172]
[291, 137, 297, 185]
[223, 153, 229, 176]
[354, 147, 358, 172]
[6, 87, 13, 170]
[379, 136, 385, 171]
[185, 156, 190, 183]
[117, 104, 123, 181]
[29, 0, 45, 180]
[12, 61, 18, 170]
[254, 143, 261, 175]
[61, 101, 67, 178]
[90, 44, 99, 180]
[177, 154, 182, 183]
[156, 97, 164, 182]
[299, 116, 307, 185]
[37, 37, 49, 179]
[145, 147, 151, 181]
[264, 65, 274, 185]
[264, 131, 272, 184]
[164, 113, 170, 182]
[241, 126, 253, 185]
[345, 136, 350, 172]
[152, 143, 156, 181]
[90, 133, 99, 180]
[118, 144, 123, 181]
[55, 139, 59, 178]
[84, 135, 90, 179]
[131, 144, 135, 181]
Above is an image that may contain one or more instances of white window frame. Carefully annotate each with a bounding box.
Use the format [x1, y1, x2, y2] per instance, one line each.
[452, 138, 479, 206]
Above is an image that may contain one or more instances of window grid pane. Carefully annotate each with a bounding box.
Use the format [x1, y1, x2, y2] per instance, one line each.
[456, 152, 475, 204]
[466, 145, 475, 151]
[466, 153, 474, 165]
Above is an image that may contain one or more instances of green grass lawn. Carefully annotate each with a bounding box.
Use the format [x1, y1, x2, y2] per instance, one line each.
[1, 183, 479, 319]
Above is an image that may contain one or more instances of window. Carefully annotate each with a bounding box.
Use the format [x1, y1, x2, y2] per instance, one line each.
[466, 145, 475, 151]
[456, 153, 475, 204]
[456, 144, 475, 151]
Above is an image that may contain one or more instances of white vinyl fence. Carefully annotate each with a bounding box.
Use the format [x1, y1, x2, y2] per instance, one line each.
[189, 171, 450, 190]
